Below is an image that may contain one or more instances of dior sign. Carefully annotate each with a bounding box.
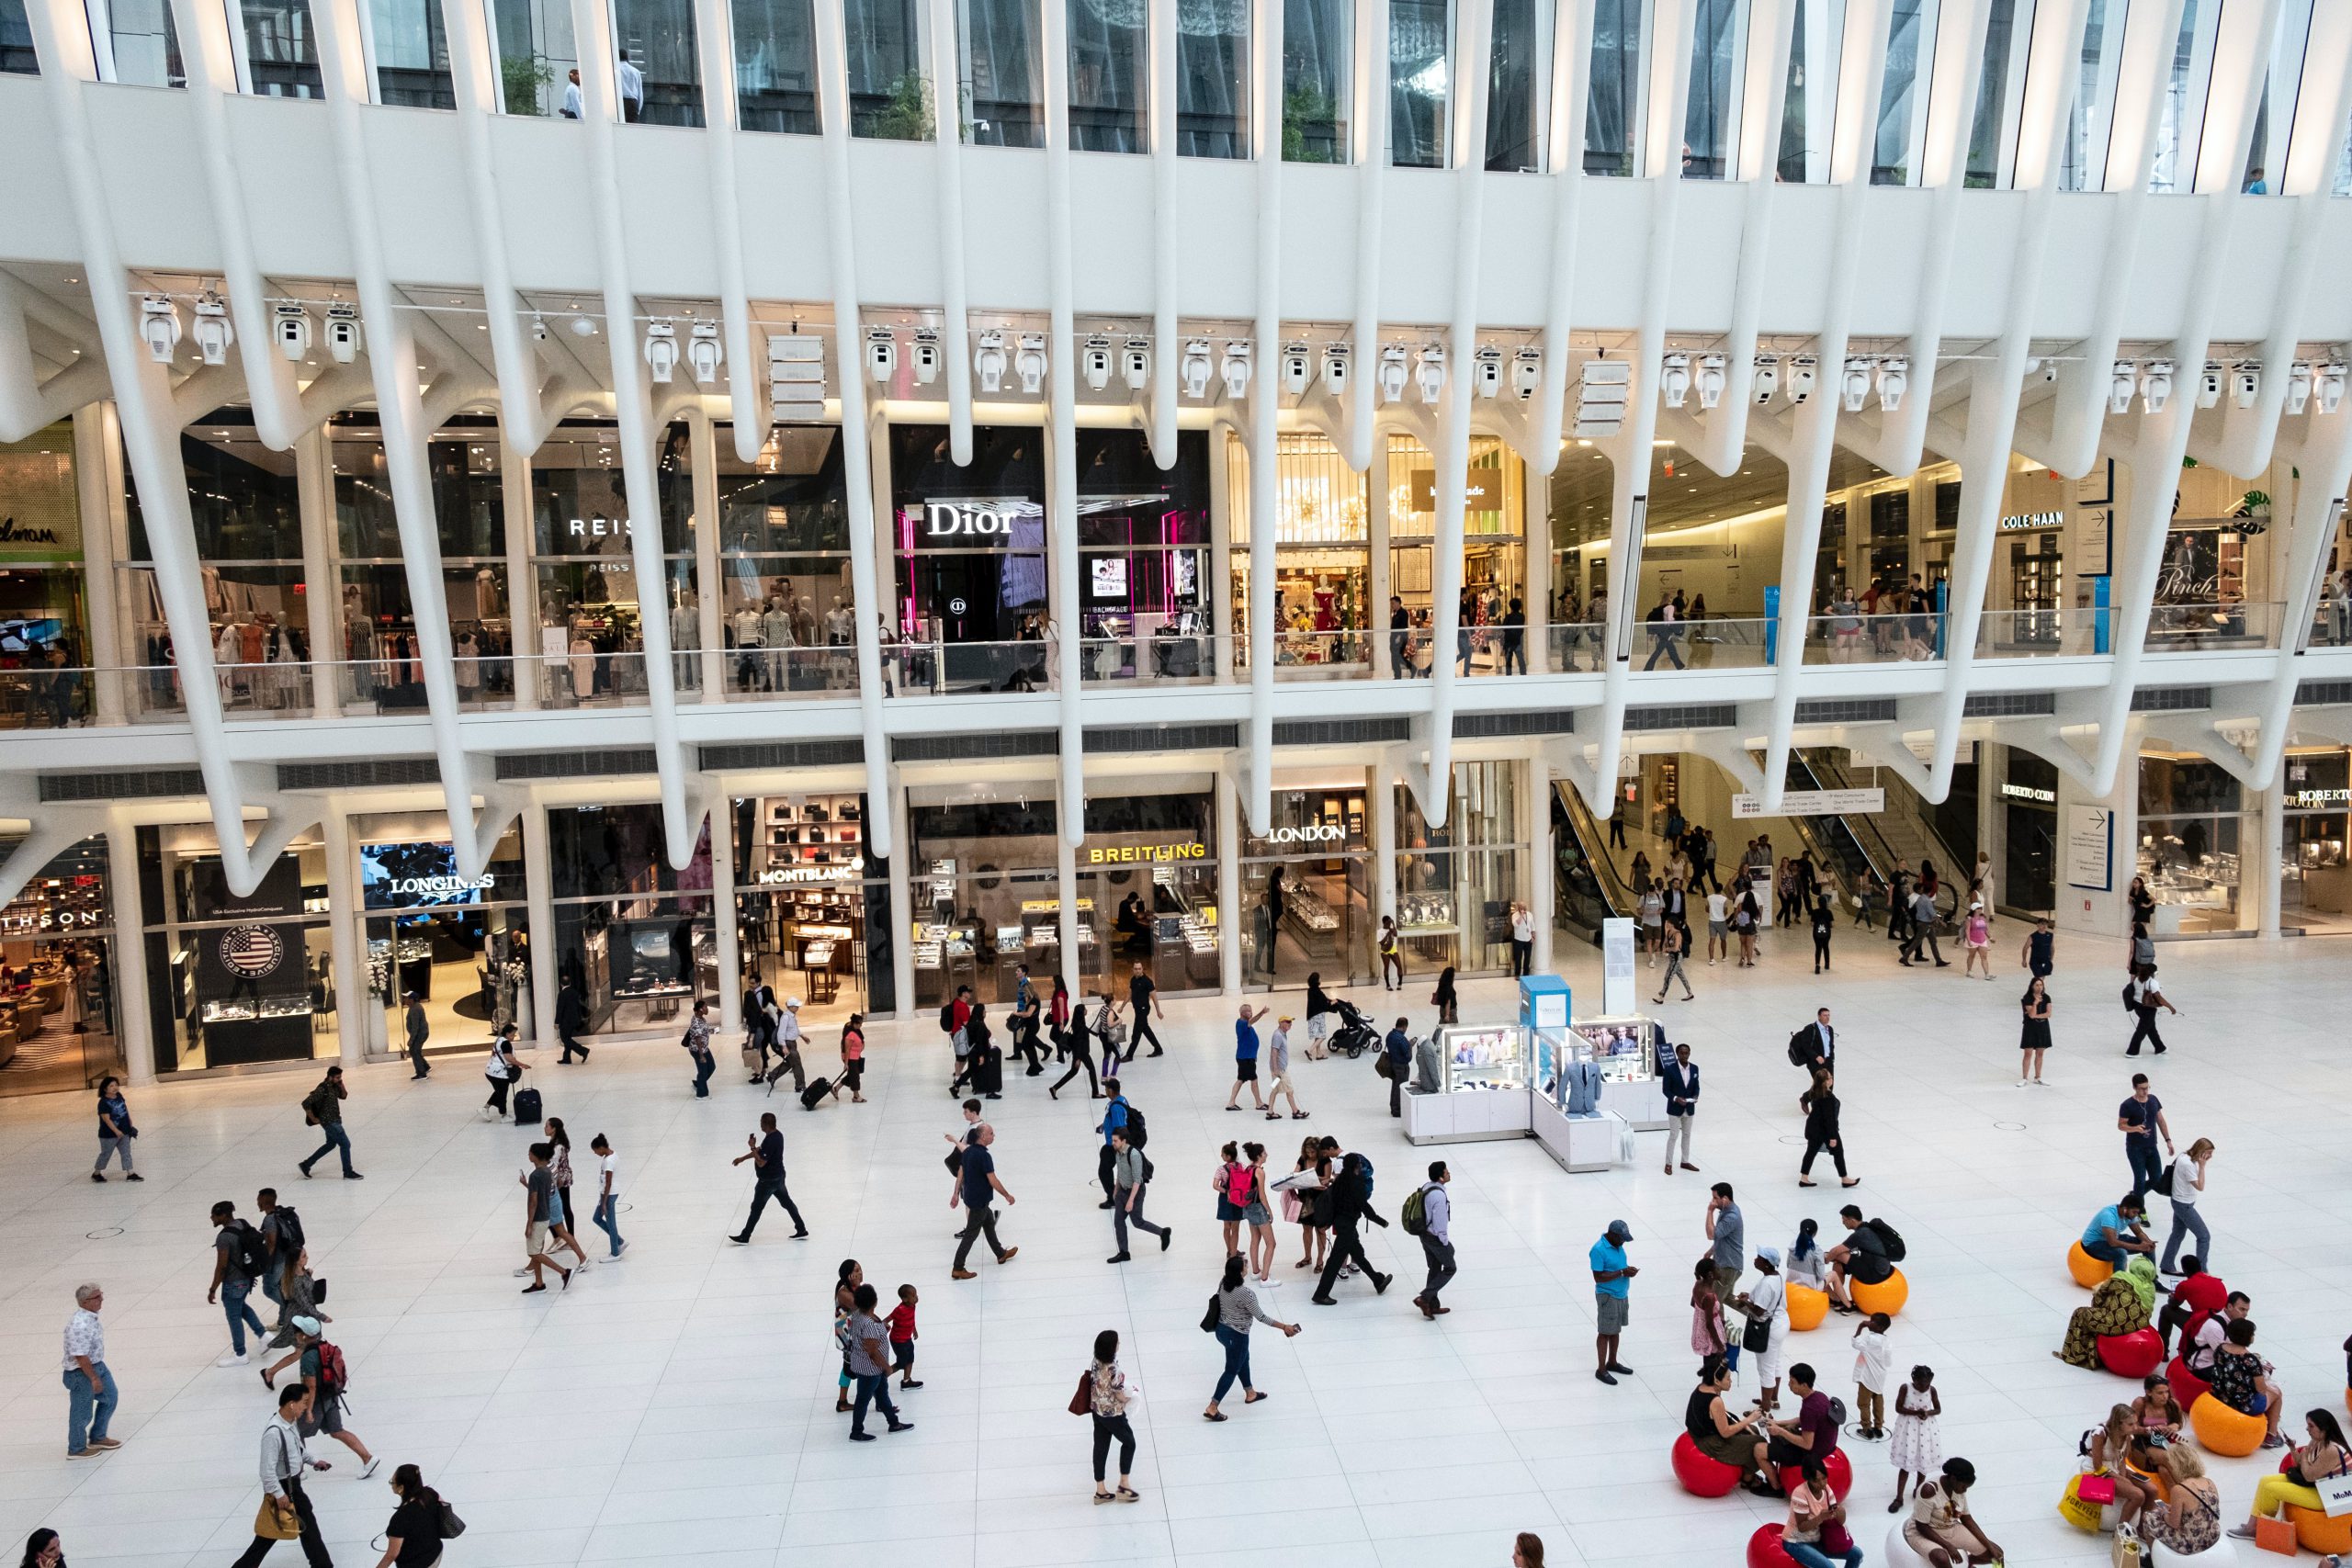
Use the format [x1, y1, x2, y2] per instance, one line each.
[924, 502, 1019, 539]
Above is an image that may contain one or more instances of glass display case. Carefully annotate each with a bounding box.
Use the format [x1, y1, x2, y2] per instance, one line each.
[1280, 881, 1344, 958]
[1566, 1016, 1660, 1084]
[1439, 1022, 1528, 1094]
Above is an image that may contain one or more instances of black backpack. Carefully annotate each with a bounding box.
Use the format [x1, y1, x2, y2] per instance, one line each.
[938, 1002, 957, 1034]
[1864, 1217, 1907, 1262]
[230, 1220, 270, 1280]
[2121, 979, 2140, 1014]
[1124, 1106, 1148, 1149]
[270, 1205, 306, 1258]
[1787, 1028, 1815, 1068]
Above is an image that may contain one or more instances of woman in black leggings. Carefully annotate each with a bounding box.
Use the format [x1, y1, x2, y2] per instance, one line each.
[1798, 1068, 1858, 1187]
[1084, 1328, 1139, 1503]
[1050, 1001, 1101, 1100]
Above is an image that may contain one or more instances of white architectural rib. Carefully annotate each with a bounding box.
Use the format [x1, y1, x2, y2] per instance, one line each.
[1757, 0, 1894, 812]
[1523, 0, 1591, 479]
[2086, 0, 2285, 798]
[1417, 0, 1497, 828]
[1147, 0, 1178, 470]
[0, 272, 107, 441]
[809, 0, 897, 863]
[1341, 0, 1389, 474]
[565, 0, 695, 868]
[687, 0, 764, 464]
[1037, 0, 1085, 874]
[1239, 0, 1287, 838]
[1923, 0, 2094, 803]
[927, 0, 977, 467]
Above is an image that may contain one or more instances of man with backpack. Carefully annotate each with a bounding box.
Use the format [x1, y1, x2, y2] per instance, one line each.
[296, 1066, 360, 1180]
[1406, 1162, 1455, 1319]
[942, 986, 975, 1095]
[209, 1201, 272, 1367]
[255, 1188, 304, 1327]
[1094, 1080, 1136, 1208]
[1788, 1009, 1835, 1111]
[1824, 1204, 1903, 1314]
[287, 1316, 377, 1477]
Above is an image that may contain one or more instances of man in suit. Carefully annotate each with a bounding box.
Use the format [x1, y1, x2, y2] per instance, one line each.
[402, 991, 430, 1080]
[1793, 1007, 1836, 1092]
[742, 971, 777, 1082]
[1661, 1042, 1700, 1174]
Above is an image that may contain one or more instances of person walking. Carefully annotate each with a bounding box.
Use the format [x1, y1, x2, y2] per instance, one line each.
[286, 1316, 377, 1477]
[481, 1027, 521, 1119]
[541, 1118, 593, 1270]
[556, 977, 591, 1066]
[2022, 915, 2056, 980]
[1733, 884, 1761, 966]
[2160, 1137, 2214, 1275]
[949, 1123, 1018, 1279]
[372, 1465, 449, 1568]
[254, 1188, 303, 1328]
[1798, 1069, 1857, 1188]
[1901, 882, 1947, 967]
[1225, 1003, 1271, 1113]
[683, 1000, 717, 1096]
[62, 1283, 119, 1458]
[1310, 1152, 1392, 1303]
[730, 1111, 808, 1242]
[772, 997, 808, 1093]
[2119, 1072, 2174, 1202]
[1091, 1080, 1129, 1207]
[843, 1283, 913, 1440]
[1378, 915, 1404, 989]
[2126, 972, 2178, 1056]
[92, 1077, 138, 1182]
[588, 1134, 625, 1258]
[518, 1144, 571, 1293]
[1264, 1015, 1305, 1119]
[1810, 897, 1834, 973]
[1105, 1125, 1170, 1262]
[1048, 998, 1102, 1100]
[209, 1201, 272, 1366]
[884, 1284, 921, 1389]
[833, 1012, 869, 1103]
[401, 992, 429, 1080]
[1082, 1329, 1140, 1502]
[1204, 1253, 1300, 1419]
[741, 969, 776, 1079]
[229, 1384, 335, 1568]
[1662, 1042, 1701, 1173]
[1409, 1161, 1455, 1318]
[1589, 1219, 1637, 1383]
[297, 1067, 360, 1179]
[1432, 964, 1459, 1025]
[1961, 902, 1995, 979]
[1214, 1140, 1251, 1259]
[1652, 919, 1694, 1003]
[2018, 976, 2052, 1086]
[1006, 966, 1043, 1074]
[1125, 963, 1164, 1059]
[1510, 901, 1534, 976]
[1239, 1142, 1277, 1280]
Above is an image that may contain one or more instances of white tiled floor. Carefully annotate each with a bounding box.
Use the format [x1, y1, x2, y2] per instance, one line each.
[3, 919, 2346, 1568]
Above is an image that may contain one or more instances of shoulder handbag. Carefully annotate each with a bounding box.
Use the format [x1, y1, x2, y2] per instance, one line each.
[1200, 1293, 1222, 1333]
[1069, 1369, 1094, 1416]
[437, 1502, 468, 1539]
[1740, 1305, 1772, 1355]
[254, 1497, 302, 1542]
[2075, 1473, 2117, 1505]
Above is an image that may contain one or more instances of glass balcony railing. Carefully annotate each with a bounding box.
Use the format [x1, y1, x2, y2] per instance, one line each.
[1802, 613, 1947, 664]
[718, 645, 860, 698]
[882, 638, 1056, 696]
[1975, 607, 2102, 658]
[1078, 633, 1225, 685]
[1634, 616, 1774, 671]
[2143, 602, 2283, 652]
[1235, 627, 1377, 679]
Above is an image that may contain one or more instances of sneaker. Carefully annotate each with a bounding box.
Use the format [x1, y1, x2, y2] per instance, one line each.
[358, 1457, 380, 1479]
[2229, 1525, 2258, 1540]
[514, 1266, 534, 1277]
[91, 1173, 105, 1183]
[217, 1350, 250, 1367]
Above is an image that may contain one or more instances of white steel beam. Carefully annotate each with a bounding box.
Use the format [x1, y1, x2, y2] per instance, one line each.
[0, 271, 108, 440]
[1147, 0, 1179, 469]
[1341, 0, 1390, 474]
[928, 0, 977, 466]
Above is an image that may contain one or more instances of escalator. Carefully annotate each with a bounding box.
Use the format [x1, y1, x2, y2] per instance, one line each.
[1552, 780, 1636, 944]
[1782, 750, 1969, 927]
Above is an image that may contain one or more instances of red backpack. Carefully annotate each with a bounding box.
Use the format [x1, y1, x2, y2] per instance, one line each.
[314, 1340, 349, 1399]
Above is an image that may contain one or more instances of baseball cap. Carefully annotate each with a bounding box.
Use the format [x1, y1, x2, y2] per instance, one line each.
[1605, 1220, 1633, 1243]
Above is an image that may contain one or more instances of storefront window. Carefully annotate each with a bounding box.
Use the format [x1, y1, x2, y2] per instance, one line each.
[717, 425, 857, 695]
[357, 823, 529, 1052]
[139, 826, 336, 1074]
[1396, 762, 1524, 972]
[910, 795, 1057, 1007]
[0, 423, 95, 728]
[732, 791, 891, 1023]
[0, 837, 122, 1096]
[2280, 750, 2350, 935]
[1080, 788, 1219, 997]
[2136, 752, 2245, 936]
[1076, 430, 1211, 682]
[1385, 433, 1527, 675]
[548, 804, 715, 1035]
[890, 424, 1050, 693]
[1228, 431, 1371, 673]
[242, 0, 324, 96]
[530, 423, 701, 706]
[1241, 782, 1371, 988]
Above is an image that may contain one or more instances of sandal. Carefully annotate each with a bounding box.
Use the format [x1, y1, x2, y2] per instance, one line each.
[1244, 1391, 1269, 1404]
[1116, 1487, 1140, 1503]
[1093, 1492, 1115, 1506]
[1292, 1111, 1308, 1119]
[1203, 1410, 1227, 1422]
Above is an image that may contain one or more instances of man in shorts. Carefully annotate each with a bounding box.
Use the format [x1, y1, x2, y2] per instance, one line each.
[1264, 1015, 1304, 1120]
[1226, 1003, 1270, 1112]
[522, 1143, 571, 1293]
[1589, 1219, 1636, 1383]
[1824, 1202, 1889, 1314]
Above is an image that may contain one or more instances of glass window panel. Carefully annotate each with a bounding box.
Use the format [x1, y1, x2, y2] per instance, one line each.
[1964, 0, 2023, 187]
[1585, 0, 1639, 175]
[2059, 0, 2113, 191]
[1283, 0, 1347, 162]
[1177, 0, 1247, 158]
[1389, 0, 1447, 168]
[962, 0, 1042, 146]
[1779, 0, 1844, 182]
[1487, 0, 1547, 172]
[2338, 104, 2352, 197]
[1872, 0, 1927, 184]
[1069, 0, 1145, 152]
[492, 0, 576, 114]
[733, 0, 817, 131]
[2147, 0, 2202, 193]
[0, 0, 32, 74]
[368, 0, 453, 106]
[613, 0, 702, 124]
[125, 426, 304, 562]
[331, 431, 505, 560]
[107, 0, 185, 85]
[1683, 0, 1742, 179]
[847, 0, 931, 138]
[242, 0, 324, 96]
[2241, 62, 2278, 193]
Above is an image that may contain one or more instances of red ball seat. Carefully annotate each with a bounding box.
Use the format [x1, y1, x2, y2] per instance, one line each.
[1671, 1431, 1744, 1497]
[1776, 1447, 1854, 1503]
[2098, 1328, 2165, 1379]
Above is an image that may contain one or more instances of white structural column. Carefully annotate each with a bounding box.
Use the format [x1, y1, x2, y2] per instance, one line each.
[1216, 767, 1241, 995]
[1039, 0, 1086, 909]
[1527, 0, 1596, 479]
[17, 0, 300, 897]
[690, 0, 768, 462]
[522, 802, 559, 1050]
[500, 431, 541, 711]
[809, 0, 899, 862]
[1924, 0, 2094, 800]
[321, 805, 368, 1065]
[73, 401, 128, 726]
[1372, 759, 1396, 941]
[294, 429, 342, 720]
[2086, 0, 2281, 797]
[888, 781, 914, 1017]
[1758, 0, 1894, 810]
[1369, 443, 1393, 673]
[1240, 0, 1288, 834]
[927, 0, 977, 466]
[1416, 0, 1495, 826]
[1147, 0, 1179, 468]
[104, 818, 155, 1087]
[710, 797, 741, 1034]
[689, 407, 726, 697]
[1528, 750, 1554, 974]
[1341, 0, 1390, 473]
[0, 272, 108, 441]
[562, 0, 695, 867]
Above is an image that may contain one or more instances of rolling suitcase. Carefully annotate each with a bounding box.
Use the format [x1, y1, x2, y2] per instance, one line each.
[797, 1075, 835, 1111]
[512, 1086, 542, 1126]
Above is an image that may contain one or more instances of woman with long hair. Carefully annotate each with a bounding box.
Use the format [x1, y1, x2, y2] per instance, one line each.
[1048, 998, 1100, 1100]
[1432, 965, 1459, 1025]
[2018, 976, 2052, 1086]
[540, 1118, 591, 1269]
[1083, 1329, 1140, 1504]
[1047, 975, 1070, 1060]
[831, 1013, 867, 1103]
[1214, 1142, 1250, 1260]
[1288, 1134, 1330, 1275]
[93, 1077, 138, 1182]
[1797, 1069, 1857, 1188]
[369, 1464, 447, 1568]
[1242, 1142, 1276, 1281]
[1204, 1252, 1300, 1420]
[21, 1529, 63, 1568]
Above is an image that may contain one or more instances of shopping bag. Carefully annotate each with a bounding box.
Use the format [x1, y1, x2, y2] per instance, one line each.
[2254, 1515, 2298, 1555]
[2319, 1469, 2352, 1517]
[254, 1499, 301, 1541]
[2057, 1472, 2108, 1534]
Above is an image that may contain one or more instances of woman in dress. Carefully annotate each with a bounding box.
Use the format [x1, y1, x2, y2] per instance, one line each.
[1886, 1364, 1943, 1512]
[1684, 1352, 1773, 1495]
[1432, 966, 1458, 1025]
[2055, 1255, 2155, 1368]
[1082, 1329, 1140, 1504]
[1901, 1457, 2004, 1567]
[1797, 1069, 1857, 1188]
[1288, 1134, 1330, 1275]
[2126, 1442, 2221, 1558]
[2018, 976, 2052, 1087]
[1690, 1259, 1728, 1361]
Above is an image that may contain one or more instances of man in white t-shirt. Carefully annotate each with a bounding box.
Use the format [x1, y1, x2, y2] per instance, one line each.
[769, 998, 807, 1094]
[588, 1134, 624, 1258]
[1705, 888, 1730, 964]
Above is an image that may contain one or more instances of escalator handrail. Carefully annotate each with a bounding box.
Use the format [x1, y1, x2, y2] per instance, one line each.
[1554, 780, 1637, 919]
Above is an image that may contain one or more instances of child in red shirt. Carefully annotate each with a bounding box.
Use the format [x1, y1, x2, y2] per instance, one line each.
[885, 1283, 922, 1390]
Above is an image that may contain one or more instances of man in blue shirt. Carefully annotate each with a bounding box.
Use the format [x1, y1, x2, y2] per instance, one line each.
[2082, 1193, 2154, 1267]
[1226, 1004, 1270, 1113]
[949, 1124, 1017, 1278]
[2117, 1074, 2173, 1202]
[1385, 1017, 1413, 1117]
[1094, 1079, 1128, 1210]
[1589, 1219, 1637, 1383]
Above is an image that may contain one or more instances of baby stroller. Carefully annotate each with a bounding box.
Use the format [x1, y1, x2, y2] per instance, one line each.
[1328, 998, 1377, 1058]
